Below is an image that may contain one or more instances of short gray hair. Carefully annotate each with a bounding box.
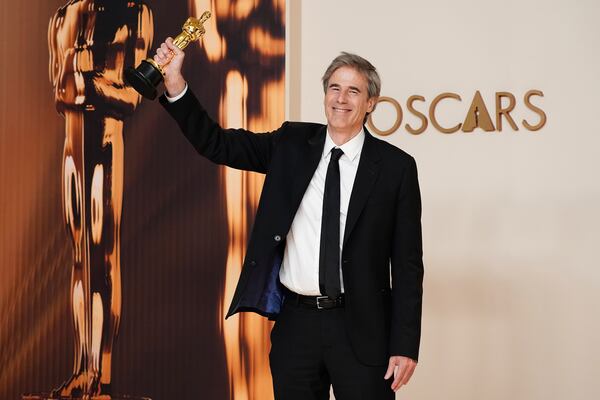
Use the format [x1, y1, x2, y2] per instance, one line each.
[321, 52, 381, 99]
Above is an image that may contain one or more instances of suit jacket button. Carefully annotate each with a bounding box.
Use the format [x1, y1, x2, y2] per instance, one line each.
[249, 260, 257, 267]
[342, 259, 349, 264]
[274, 235, 282, 242]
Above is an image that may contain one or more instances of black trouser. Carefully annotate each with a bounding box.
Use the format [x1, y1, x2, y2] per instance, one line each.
[269, 295, 394, 400]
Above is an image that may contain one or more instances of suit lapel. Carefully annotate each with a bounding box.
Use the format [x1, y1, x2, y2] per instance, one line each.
[288, 126, 326, 218]
[343, 128, 382, 248]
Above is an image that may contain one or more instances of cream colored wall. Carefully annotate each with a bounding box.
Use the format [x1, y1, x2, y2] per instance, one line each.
[287, 0, 600, 399]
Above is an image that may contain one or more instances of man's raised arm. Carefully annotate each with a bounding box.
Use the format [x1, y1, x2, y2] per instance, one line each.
[153, 38, 283, 173]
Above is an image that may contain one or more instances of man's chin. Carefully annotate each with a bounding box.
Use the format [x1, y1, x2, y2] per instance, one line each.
[327, 124, 360, 136]
[327, 120, 350, 130]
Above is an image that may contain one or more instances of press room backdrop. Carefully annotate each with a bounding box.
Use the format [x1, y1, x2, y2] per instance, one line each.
[1, 0, 599, 400]
[0, 0, 283, 399]
[287, 0, 600, 399]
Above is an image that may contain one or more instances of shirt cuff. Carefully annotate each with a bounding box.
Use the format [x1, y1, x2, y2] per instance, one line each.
[164, 83, 188, 103]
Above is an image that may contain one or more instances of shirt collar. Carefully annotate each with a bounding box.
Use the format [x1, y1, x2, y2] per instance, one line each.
[322, 127, 365, 162]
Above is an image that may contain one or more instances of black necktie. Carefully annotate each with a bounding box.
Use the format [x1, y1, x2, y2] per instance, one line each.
[319, 147, 344, 299]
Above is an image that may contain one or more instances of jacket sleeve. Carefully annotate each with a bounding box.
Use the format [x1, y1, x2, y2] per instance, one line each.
[389, 156, 424, 361]
[159, 88, 283, 173]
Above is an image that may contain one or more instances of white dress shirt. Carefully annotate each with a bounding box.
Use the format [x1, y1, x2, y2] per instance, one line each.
[164, 84, 188, 103]
[279, 129, 365, 295]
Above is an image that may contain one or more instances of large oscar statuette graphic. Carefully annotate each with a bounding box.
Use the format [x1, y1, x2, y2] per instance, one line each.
[125, 12, 211, 100]
[23, 1, 153, 399]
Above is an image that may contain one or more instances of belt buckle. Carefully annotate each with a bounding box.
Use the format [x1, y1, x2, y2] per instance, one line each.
[316, 296, 329, 310]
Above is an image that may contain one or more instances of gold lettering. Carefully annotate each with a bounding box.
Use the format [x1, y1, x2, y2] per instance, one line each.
[462, 90, 495, 132]
[430, 92, 462, 134]
[523, 90, 546, 131]
[406, 95, 428, 135]
[367, 96, 403, 136]
[495, 92, 518, 131]
[368, 90, 546, 135]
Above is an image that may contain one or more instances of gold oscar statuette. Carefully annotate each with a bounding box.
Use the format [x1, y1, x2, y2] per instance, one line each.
[125, 11, 211, 100]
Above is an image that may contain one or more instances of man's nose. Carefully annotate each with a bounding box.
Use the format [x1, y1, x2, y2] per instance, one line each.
[336, 90, 348, 103]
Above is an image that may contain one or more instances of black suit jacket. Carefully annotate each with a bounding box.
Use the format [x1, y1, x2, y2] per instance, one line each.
[160, 90, 424, 365]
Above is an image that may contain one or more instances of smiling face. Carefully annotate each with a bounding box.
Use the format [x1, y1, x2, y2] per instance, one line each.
[324, 66, 376, 139]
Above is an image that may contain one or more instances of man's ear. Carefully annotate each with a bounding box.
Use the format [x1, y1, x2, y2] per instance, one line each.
[367, 96, 377, 113]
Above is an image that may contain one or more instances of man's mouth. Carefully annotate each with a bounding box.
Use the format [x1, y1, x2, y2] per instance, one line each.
[332, 107, 351, 113]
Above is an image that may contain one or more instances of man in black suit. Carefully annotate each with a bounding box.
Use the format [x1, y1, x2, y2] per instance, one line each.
[154, 38, 423, 399]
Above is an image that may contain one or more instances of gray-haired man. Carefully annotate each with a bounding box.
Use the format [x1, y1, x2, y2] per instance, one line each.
[156, 39, 423, 399]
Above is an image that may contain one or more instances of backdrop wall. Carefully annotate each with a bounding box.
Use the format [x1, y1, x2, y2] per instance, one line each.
[0, 1, 283, 399]
[2, 1, 599, 399]
[288, 1, 600, 399]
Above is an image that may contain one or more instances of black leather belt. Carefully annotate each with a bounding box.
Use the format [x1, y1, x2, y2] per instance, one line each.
[284, 288, 345, 310]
